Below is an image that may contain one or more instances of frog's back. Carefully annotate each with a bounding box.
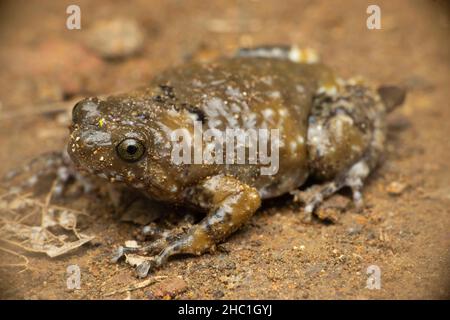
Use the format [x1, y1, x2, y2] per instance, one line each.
[148, 57, 335, 198]
[152, 58, 333, 130]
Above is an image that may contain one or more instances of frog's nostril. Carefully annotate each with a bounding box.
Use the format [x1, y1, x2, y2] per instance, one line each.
[72, 98, 100, 123]
[81, 130, 112, 148]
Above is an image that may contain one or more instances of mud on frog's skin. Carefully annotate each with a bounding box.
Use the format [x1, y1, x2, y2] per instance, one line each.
[67, 45, 406, 277]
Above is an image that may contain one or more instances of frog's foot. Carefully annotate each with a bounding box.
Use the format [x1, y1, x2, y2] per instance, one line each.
[54, 162, 95, 197]
[112, 229, 208, 278]
[2, 150, 94, 197]
[112, 217, 196, 276]
[136, 223, 190, 252]
[236, 45, 319, 64]
[304, 159, 371, 216]
[111, 237, 168, 263]
[112, 221, 190, 261]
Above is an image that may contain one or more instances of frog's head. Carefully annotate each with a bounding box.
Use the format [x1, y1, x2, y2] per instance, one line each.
[68, 95, 162, 190]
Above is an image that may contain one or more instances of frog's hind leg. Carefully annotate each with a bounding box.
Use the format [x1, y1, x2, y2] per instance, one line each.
[236, 45, 320, 64]
[304, 84, 388, 215]
[304, 157, 372, 214]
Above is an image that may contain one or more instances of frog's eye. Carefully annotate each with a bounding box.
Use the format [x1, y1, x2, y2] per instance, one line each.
[116, 138, 145, 162]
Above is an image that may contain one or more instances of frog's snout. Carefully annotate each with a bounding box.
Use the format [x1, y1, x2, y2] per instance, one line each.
[68, 124, 113, 174]
[71, 97, 101, 125]
[69, 97, 112, 170]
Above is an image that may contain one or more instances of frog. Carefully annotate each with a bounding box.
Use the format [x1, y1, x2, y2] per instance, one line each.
[67, 45, 406, 277]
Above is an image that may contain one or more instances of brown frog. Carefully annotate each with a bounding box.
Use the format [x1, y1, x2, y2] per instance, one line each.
[68, 45, 405, 277]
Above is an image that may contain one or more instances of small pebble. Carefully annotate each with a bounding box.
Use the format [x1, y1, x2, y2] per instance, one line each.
[151, 278, 188, 299]
[386, 181, 408, 195]
[213, 290, 225, 298]
[124, 240, 140, 248]
[347, 225, 362, 235]
[86, 18, 144, 59]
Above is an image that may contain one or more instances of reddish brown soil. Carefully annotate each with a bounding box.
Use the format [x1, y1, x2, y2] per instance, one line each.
[0, 0, 449, 299]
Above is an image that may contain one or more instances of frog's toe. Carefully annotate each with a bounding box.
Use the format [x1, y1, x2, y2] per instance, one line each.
[140, 224, 165, 239]
[140, 239, 170, 255]
[111, 245, 140, 263]
[134, 244, 176, 277]
[111, 246, 125, 263]
[135, 258, 159, 278]
[303, 159, 371, 215]
[304, 181, 341, 214]
[344, 160, 371, 210]
[113, 227, 190, 277]
[111, 242, 168, 277]
[141, 222, 190, 241]
[350, 186, 365, 211]
[53, 166, 78, 197]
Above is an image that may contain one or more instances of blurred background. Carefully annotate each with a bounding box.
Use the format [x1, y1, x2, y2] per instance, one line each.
[0, 0, 448, 166]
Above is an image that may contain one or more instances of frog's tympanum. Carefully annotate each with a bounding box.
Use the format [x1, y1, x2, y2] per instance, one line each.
[68, 46, 405, 277]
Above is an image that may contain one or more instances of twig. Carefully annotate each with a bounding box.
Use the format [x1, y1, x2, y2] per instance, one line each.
[10, 193, 87, 215]
[99, 266, 130, 289]
[0, 94, 108, 122]
[15, 207, 39, 224]
[0, 191, 16, 200]
[103, 276, 168, 297]
[0, 246, 30, 273]
[41, 180, 57, 227]
[0, 238, 45, 254]
[0, 101, 73, 122]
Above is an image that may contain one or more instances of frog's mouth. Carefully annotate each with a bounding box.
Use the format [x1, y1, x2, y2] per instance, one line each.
[68, 128, 115, 174]
[74, 163, 127, 184]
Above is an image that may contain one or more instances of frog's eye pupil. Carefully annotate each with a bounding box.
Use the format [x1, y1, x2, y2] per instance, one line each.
[127, 145, 137, 155]
[116, 138, 145, 162]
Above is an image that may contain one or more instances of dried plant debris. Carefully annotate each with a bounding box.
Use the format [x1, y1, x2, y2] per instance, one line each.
[103, 276, 167, 297]
[0, 185, 94, 260]
[1, 221, 94, 258]
[0, 246, 30, 273]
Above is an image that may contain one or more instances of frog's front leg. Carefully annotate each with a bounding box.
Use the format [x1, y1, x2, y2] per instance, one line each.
[122, 175, 261, 277]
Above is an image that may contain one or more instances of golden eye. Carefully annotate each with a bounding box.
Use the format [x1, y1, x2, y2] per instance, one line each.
[116, 138, 145, 162]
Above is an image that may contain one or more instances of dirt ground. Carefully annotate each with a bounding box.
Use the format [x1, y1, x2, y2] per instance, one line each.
[0, 0, 449, 300]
